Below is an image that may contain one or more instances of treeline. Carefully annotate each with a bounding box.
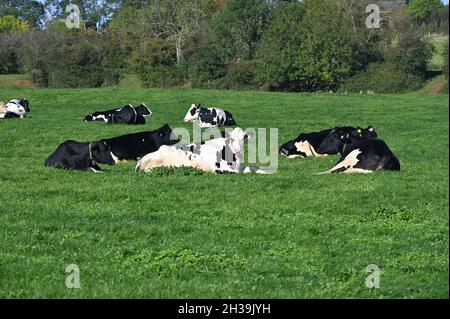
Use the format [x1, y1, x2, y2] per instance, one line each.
[0, 0, 448, 92]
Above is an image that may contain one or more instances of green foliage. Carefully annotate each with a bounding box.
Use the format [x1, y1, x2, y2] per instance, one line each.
[217, 61, 256, 90]
[0, 34, 22, 74]
[0, 0, 44, 28]
[407, 0, 443, 19]
[339, 63, 424, 93]
[386, 34, 434, 78]
[256, 0, 360, 92]
[0, 15, 29, 34]
[255, 2, 306, 91]
[444, 40, 449, 79]
[131, 38, 182, 87]
[20, 31, 121, 88]
[293, 1, 356, 91]
[183, 45, 227, 88]
[212, 0, 271, 61]
[0, 0, 442, 92]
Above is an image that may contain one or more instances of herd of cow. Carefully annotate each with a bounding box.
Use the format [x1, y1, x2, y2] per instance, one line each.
[1, 98, 400, 175]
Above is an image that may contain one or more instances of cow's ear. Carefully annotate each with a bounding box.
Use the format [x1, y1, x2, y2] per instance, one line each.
[244, 130, 255, 139]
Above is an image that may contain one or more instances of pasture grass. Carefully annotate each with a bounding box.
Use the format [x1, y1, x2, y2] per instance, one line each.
[0, 74, 34, 89]
[0, 87, 448, 298]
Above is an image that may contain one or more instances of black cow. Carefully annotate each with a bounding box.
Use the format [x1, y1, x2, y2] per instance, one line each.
[279, 126, 376, 158]
[316, 127, 400, 174]
[103, 124, 180, 162]
[84, 104, 152, 124]
[44, 140, 116, 172]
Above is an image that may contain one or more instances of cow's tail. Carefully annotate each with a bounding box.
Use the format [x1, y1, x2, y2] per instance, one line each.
[314, 169, 332, 175]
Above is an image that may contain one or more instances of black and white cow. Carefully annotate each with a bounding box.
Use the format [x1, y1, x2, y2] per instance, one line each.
[279, 126, 376, 158]
[183, 104, 236, 128]
[84, 104, 152, 124]
[102, 124, 179, 162]
[316, 127, 400, 174]
[136, 127, 265, 174]
[44, 140, 116, 172]
[0, 98, 30, 119]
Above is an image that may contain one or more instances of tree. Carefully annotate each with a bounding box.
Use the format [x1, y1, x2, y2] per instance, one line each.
[212, 0, 271, 61]
[0, 15, 29, 34]
[109, 0, 205, 64]
[407, 0, 443, 20]
[145, 0, 205, 64]
[444, 40, 449, 79]
[293, 0, 357, 91]
[255, 2, 306, 90]
[0, 0, 44, 28]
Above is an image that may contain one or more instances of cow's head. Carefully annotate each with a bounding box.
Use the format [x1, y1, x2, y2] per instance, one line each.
[224, 111, 237, 126]
[183, 104, 200, 123]
[316, 128, 355, 155]
[154, 124, 180, 146]
[136, 103, 152, 117]
[19, 98, 30, 112]
[84, 114, 94, 121]
[357, 125, 377, 139]
[92, 141, 116, 165]
[227, 127, 254, 156]
[279, 137, 306, 158]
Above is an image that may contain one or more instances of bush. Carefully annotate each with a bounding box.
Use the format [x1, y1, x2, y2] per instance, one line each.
[444, 40, 449, 80]
[386, 34, 434, 79]
[131, 38, 182, 88]
[254, 2, 306, 91]
[183, 46, 226, 89]
[216, 61, 256, 90]
[339, 63, 424, 93]
[20, 31, 121, 88]
[0, 34, 22, 74]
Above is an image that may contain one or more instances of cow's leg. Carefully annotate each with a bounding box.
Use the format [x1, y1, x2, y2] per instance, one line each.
[215, 161, 238, 174]
[316, 149, 362, 174]
[241, 165, 268, 174]
[89, 163, 103, 173]
[135, 153, 168, 172]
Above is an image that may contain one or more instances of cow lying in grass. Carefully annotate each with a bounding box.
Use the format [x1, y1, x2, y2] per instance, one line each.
[136, 127, 266, 174]
[84, 104, 152, 124]
[0, 98, 30, 119]
[102, 124, 179, 162]
[279, 126, 376, 158]
[44, 140, 116, 172]
[45, 124, 179, 172]
[183, 104, 236, 128]
[316, 127, 400, 174]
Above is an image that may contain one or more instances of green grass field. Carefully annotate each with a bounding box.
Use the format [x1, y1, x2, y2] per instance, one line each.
[0, 87, 448, 298]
